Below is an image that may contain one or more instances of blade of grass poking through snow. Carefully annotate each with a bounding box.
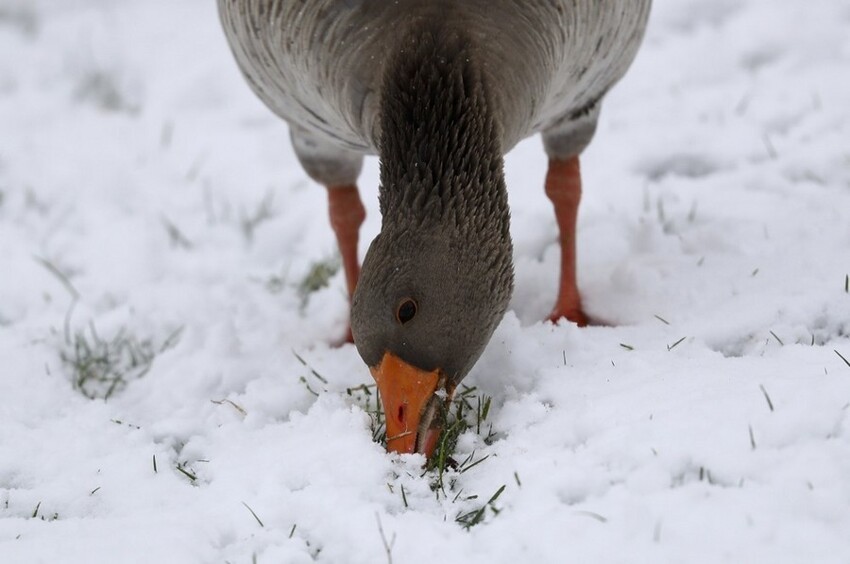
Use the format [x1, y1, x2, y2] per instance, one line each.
[400, 485, 408, 508]
[514, 472, 522, 487]
[347, 382, 385, 445]
[160, 327, 184, 352]
[769, 331, 784, 346]
[298, 376, 320, 397]
[835, 349, 850, 369]
[152, 454, 157, 473]
[289, 524, 297, 538]
[161, 216, 193, 249]
[211, 398, 247, 416]
[574, 510, 607, 523]
[460, 454, 490, 474]
[292, 350, 329, 384]
[749, 425, 757, 450]
[845, 274, 848, 293]
[667, 336, 686, 351]
[654, 314, 670, 325]
[620, 343, 634, 351]
[476, 395, 491, 435]
[375, 514, 396, 564]
[34, 256, 79, 343]
[759, 384, 774, 412]
[240, 190, 276, 244]
[176, 464, 197, 482]
[34, 256, 80, 300]
[241, 502, 264, 528]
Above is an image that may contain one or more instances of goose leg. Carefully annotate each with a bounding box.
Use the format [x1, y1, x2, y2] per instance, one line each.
[544, 156, 589, 326]
[542, 103, 600, 326]
[327, 184, 366, 302]
[290, 125, 365, 342]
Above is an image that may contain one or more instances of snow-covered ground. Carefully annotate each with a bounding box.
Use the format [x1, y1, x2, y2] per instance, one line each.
[2, 0, 849, 562]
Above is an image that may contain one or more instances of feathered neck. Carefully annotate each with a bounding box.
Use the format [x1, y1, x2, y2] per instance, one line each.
[377, 26, 510, 240]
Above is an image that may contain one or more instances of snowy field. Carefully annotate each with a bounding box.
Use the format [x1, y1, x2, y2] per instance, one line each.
[2, 0, 850, 562]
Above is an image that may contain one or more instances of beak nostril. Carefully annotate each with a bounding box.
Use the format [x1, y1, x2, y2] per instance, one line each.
[397, 405, 406, 425]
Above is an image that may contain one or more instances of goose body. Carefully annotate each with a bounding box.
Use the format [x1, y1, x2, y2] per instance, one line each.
[220, 0, 649, 160]
[218, 0, 651, 456]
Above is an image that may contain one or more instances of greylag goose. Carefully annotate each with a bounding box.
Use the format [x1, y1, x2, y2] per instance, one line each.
[218, 0, 651, 456]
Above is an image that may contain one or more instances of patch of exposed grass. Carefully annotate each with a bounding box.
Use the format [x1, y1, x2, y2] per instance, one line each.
[323, 361, 506, 529]
[346, 379, 497, 484]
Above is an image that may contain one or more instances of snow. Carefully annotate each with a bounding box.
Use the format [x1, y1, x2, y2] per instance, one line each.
[1, 0, 849, 562]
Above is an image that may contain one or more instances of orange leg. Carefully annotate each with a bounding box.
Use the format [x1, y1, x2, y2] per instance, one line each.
[545, 157, 589, 326]
[327, 185, 366, 341]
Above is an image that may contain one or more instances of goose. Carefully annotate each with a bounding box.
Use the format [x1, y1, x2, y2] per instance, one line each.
[218, 0, 651, 456]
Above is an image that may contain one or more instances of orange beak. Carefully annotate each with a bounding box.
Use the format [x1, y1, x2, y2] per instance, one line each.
[370, 352, 444, 456]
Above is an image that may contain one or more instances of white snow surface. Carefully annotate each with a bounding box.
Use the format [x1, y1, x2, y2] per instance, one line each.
[2, 0, 850, 562]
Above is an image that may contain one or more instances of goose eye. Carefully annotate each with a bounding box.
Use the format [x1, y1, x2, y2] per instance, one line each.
[396, 298, 418, 325]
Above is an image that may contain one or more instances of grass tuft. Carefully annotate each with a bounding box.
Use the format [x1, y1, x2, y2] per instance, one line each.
[455, 484, 505, 530]
[240, 191, 276, 244]
[60, 323, 182, 400]
[298, 256, 340, 307]
[426, 386, 495, 494]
